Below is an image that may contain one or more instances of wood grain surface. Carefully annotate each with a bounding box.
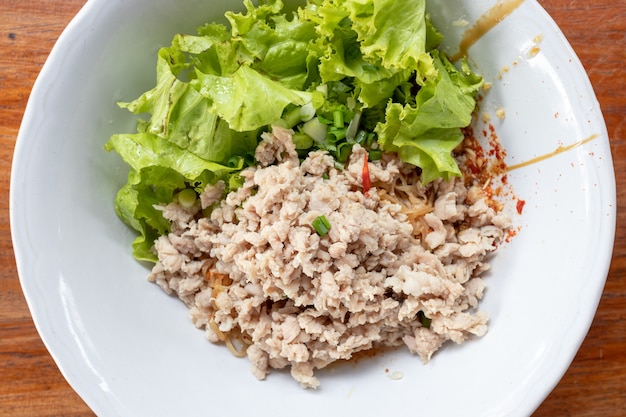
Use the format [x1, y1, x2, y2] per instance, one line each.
[0, 0, 624, 415]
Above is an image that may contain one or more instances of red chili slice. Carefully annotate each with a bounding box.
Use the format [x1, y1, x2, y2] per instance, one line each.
[362, 153, 371, 194]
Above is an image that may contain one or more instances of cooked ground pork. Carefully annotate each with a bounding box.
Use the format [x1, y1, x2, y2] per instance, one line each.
[148, 125, 511, 389]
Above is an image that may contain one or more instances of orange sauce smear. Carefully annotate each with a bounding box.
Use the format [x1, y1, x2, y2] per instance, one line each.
[450, 0, 526, 62]
[506, 135, 599, 172]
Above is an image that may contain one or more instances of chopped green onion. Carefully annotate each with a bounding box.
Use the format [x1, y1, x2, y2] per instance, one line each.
[327, 127, 346, 141]
[417, 311, 431, 329]
[292, 133, 314, 150]
[368, 149, 382, 161]
[355, 130, 368, 145]
[345, 112, 361, 142]
[337, 143, 352, 162]
[282, 106, 303, 128]
[282, 102, 317, 128]
[302, 117, 327, 144]
[317, 114, 333, 125]
[333, 109, 344, 128]
[177, 188, 197, 208]
[299, 102, 316, 121]
[312, 215, 331, 236]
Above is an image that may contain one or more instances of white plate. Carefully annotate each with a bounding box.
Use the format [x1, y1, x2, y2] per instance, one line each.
[11, 0, 615, 416]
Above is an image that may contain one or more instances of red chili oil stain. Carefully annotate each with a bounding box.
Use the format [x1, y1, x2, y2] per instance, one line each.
[460, 122, 524, 245]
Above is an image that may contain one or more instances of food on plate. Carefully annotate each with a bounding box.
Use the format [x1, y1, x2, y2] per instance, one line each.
[105, 0, 512, 388]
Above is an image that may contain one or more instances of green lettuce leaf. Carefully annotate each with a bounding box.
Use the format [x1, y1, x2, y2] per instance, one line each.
[375, 51, 482, 182]
[105, 132, 244, 260]
[118, 52, 259, 165]
[106, 0, 485, 262]
[224, 0, 318, 90]
[346, 0, 427, 70]
[191, 65, 314, 132]
[395, 128, 465, 184]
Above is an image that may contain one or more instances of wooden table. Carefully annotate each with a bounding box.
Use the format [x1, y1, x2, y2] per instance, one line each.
[0, 1, 624, 415]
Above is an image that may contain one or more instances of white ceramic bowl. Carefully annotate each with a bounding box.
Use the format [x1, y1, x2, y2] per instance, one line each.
[11, 0, 615, 416]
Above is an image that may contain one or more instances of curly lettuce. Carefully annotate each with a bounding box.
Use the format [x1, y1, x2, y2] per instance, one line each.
[105, 0, 482, 261]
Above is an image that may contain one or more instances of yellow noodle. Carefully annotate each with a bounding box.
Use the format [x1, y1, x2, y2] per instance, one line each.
[209, 319, 248, 358]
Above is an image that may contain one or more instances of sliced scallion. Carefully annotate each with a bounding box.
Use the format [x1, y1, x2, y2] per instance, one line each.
[328, 127, 346, 141]
[292, 133, 314, 150]
[333, 109, 344, 128]
[417, 311, 432, 329]
[312, 215, 331, 236]
[355, 130, 368, 145]
[368, 149, 382, 161]
[282, 105, 303, 128]
[302, 117, 328, 144]
[299, 102, 316, 122]
[177, 188, 197, 208]
[345, 111, 361, 142]
[337, 143, 352, 162]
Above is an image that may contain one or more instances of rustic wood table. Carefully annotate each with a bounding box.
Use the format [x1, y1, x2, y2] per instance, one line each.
[1, 0, 624, 415]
